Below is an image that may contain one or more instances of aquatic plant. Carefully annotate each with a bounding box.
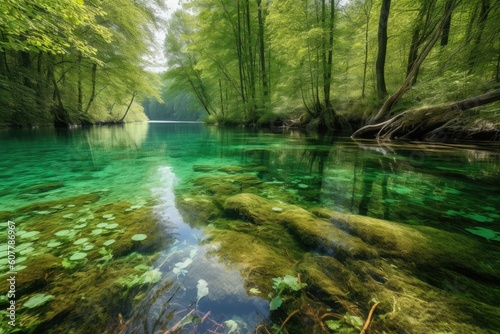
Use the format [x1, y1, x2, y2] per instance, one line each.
[23, 294, 54, 309]
[196, 279, 209, 305]
[268, 274, 307, 311]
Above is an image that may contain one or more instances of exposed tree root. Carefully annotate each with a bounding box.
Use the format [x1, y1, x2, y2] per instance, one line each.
[352, 89, 500, 141]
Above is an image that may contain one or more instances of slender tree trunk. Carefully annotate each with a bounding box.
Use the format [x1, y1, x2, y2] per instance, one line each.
[256, 0, 268, 99]
[84, 63, 97, 113]
[77, 52, 83, 114]
[376, 0, 391, 99]
[440, 0, 454, 46]
[468, 0, 491, 73]
[370, 1, 457, 123]
[118, 92, 137, 123]
[361, 0, 372, 98]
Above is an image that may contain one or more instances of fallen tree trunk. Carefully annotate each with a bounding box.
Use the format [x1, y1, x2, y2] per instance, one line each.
[351, 89, 500, 140]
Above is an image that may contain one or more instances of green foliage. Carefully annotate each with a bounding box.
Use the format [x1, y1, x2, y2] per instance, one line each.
[0, 0, 164, 126]
[268, 275, 307, 311]
[23, 294, 55, 309]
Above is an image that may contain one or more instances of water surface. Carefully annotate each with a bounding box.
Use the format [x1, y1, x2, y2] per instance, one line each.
[1, 122, 499, 333]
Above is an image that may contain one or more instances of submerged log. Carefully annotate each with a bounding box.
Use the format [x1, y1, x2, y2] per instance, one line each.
[352, 89, 500, 140]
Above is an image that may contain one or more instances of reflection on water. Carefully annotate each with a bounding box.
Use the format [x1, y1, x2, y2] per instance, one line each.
[0, 123, 499, 333]
[123, 167, 268, 333]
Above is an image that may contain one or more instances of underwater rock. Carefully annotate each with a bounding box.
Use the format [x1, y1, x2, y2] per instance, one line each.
[224, 193, 376, 260]
[177, 195, 220, 227]
[24, 182, 64, 194]
[192, 165, 218, 172]
[327, 211, 500, 281]
[218, 164, 268, 174]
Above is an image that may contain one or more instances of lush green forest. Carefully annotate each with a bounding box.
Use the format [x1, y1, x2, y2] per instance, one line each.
[163, 0, 500, 139]
[1, 0, 500, 139]
[0, 0, 163, 126]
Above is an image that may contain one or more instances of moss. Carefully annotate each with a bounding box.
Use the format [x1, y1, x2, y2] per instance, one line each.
[224, 193, 376, 260]
[23, 182, 65, 194]
[327, 210, 500, 280]
[205, 229, 295, 294]
[176, 195, 220, 227]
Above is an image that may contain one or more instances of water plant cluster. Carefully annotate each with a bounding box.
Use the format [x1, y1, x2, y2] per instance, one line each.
[175, 163, 500, 333]
[0, 193, 169, 333]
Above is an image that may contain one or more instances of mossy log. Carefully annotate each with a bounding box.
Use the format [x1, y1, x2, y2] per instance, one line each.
[352, 89, 500, 140]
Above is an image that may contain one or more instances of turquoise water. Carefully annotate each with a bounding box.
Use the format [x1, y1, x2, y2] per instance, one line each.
[1, 122, 499, 333]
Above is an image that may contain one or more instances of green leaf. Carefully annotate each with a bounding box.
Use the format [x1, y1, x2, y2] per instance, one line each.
[24, 294, 54, 309]
[269, 296, 283, 310]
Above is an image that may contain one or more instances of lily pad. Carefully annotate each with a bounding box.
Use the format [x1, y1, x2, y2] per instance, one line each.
[131, 234, 147, 241]
[74, 223, 87, 229]
[82, 244, 94, 251]
[102, 214, 114, 219]
[91, 229, 103, 235]
[20, 231, 40, 239]
[55, 230, 71, 237]
[63, 214, 74, 219]
[47, 241, 63, 248]
[24, 294, 54, 309]
[103, 239, 115, 246]
[97, 223, 108, 228]
[105, 223, 119, 229]
[74, 238, 89, 245]
[465, 227, 498, 240]
[69, 252, 88, 261]
[20, 247, 35, 255]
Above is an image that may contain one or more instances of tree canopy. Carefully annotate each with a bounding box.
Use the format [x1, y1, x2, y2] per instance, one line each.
[0, 0, 164, 126]
[161, 0, 500, 138]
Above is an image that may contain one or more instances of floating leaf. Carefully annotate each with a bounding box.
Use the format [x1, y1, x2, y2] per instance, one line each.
[272, 207, 283, 212]
[16, 243, 34, 252]
[20, 247, 35, 255]
[47, 241, 63, 248]
[224, 320, 239, 334]
[132, 234, 147, 241]
[102, 214, 114, 219]
[103, 239, 115, 246]
[24, 294, 54, 309]
[70, 252, 88, 261]
[464, 214, 491, 223]
[20, 231, 40, 239]
[91, 229, 103, 235]
[55, 230, 71, 237]
[106, 217, 116, 221]
[74, 223, 87, 229]
[97, 223, 108, 228]
[82, 244, 94, 251]
[106, 223, 119, 229]
[74, 238, 89, 245]
[465, 227, 498, 240]
[197, 279, 209, 304]
[63, 214, 74, 219]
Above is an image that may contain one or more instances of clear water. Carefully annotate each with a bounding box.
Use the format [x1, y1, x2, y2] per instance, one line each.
[1, 122, 499, 333]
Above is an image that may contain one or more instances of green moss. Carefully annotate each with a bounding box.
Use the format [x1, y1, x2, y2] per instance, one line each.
[23, 182, 64, 194]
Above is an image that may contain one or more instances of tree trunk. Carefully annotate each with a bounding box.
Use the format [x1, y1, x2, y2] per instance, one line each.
[352, 89, 500, 140]
[440, 0, 454, 46]
[376, 0, 391, 99]
[370, 0, 457, 124]
[118, 92, 137, 123]
[256, 0, 268, 98]
[361, 0, 372, 98]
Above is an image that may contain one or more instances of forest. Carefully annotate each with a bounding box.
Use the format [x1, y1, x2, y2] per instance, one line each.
[1, 0, 500, 140]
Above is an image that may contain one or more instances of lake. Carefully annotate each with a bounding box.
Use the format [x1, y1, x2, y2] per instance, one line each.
[1, 122, 499, 334]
